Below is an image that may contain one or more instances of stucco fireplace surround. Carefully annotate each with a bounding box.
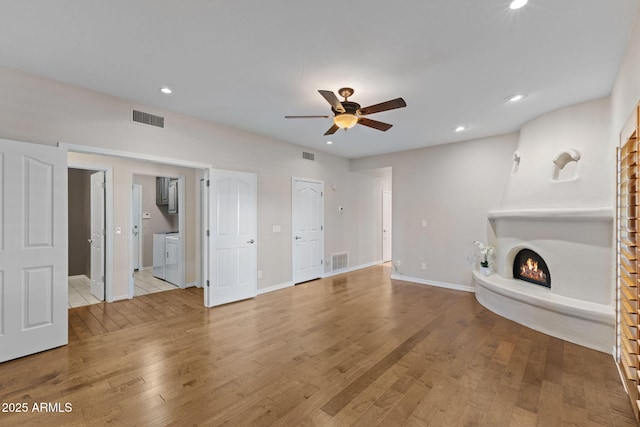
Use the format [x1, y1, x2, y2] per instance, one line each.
[473, 208, 614, 353]
[473, 98, 615, 353]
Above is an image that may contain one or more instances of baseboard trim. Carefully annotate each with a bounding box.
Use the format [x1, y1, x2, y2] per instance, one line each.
[112, 294, 130, 302]
[68, 274, 88, 280]
[390, 274, 474, 293]
[323, 260, 383, 278]
[184, 281, 199, 288]
[257, 281, 294, 295]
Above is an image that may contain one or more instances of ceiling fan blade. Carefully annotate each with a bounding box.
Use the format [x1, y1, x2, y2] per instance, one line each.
[357, 117, 393, 132]
[285, 115, 331, 118]
[318, 90, 346, 113]
[324, 124, 340, 135]
[358, 98, 406, 115]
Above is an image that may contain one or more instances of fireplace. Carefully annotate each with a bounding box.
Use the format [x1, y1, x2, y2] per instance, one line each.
[513, 249, 550, 288]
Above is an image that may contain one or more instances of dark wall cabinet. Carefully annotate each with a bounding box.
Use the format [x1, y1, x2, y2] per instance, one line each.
[168, 179, 178, 215]
[156, 177, 178, 215]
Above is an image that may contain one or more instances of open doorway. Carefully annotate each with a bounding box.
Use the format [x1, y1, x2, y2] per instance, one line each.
[130, 174, 184, 298]
[67, 148, 208, 307]
[67, 167, 107, 308]
[64, 143, 257, 310]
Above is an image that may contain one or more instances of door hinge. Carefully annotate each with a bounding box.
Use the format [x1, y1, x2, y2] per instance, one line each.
[206, 180, 210, 187]
[321, 259, 323, 265]
[321, 225, 323, 231]
[206, 280, 210, 287]
[206, 230, 210, 237]
[321, 191, 323, 197]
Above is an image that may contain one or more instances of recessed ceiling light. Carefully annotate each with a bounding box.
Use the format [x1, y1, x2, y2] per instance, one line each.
[160, 87, 173, 94]
[454, 125, 467, 133]
[326, 141, 333, 145]
[509, 0, 528, 10]
[506, 94, 526, 102]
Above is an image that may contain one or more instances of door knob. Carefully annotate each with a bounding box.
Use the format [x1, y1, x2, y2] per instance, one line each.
[247, 239, 255, 244]
[295, 236, 302, 240]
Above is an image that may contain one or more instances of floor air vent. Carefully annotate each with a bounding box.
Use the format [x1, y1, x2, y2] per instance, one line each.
[132, 109, 165, 128]
[331, 252, 349, 271]
[302, 151, 315, 161]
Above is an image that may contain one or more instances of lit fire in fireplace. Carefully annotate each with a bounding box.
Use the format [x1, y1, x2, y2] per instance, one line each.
[520, 258, 547, 283]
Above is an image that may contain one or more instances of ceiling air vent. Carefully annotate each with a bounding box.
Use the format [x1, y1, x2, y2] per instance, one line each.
[302, 151, 315, 161]
[132, 109, 165, 128]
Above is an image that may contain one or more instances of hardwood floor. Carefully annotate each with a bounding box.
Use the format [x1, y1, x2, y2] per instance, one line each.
[0, 264, 635, 426]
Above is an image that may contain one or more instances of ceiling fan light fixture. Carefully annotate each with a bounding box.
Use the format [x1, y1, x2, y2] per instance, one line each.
[334, 113, 358, 130]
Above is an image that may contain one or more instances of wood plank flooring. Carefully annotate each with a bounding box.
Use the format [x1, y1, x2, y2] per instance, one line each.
[0, 264, 635, 426]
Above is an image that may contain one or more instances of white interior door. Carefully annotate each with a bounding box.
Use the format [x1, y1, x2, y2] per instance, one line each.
[292, 178, 324, 284]
[382, 190, 392, 262]
[0, 138, 68, 363]
[90, 171, 105, 300]
[131, 184, 142, 271]
[206, 169, 257, 307]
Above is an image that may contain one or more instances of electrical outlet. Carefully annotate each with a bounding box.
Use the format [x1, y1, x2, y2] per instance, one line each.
[257, 270, 263, 279]
[421, 262, 427, 270]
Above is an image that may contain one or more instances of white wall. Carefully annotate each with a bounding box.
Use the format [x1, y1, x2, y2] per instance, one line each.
[351, 134, 518, 287]
[0, 66, 381, 295]
[611, 10, 640, 146]
[499, 97, 612, 211]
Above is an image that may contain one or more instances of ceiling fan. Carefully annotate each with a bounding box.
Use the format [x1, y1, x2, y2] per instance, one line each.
[285, 87, 407, 135]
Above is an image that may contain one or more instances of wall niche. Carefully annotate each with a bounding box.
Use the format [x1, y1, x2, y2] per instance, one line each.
[551, 148, 581, 181]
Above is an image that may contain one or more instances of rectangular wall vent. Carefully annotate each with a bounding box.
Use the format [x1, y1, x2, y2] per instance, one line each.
[302, 151, 315, 161]
[331, 252, 349, 271]
[132, 109, 165, 128]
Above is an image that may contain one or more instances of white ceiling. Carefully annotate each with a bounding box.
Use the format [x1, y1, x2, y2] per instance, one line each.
[0, 1, 637, 159]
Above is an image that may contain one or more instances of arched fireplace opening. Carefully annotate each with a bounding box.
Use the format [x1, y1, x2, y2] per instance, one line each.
[513, 249, 551, 288]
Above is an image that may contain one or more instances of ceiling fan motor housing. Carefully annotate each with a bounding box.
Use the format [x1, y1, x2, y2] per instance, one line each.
[333, 101, 360, 116]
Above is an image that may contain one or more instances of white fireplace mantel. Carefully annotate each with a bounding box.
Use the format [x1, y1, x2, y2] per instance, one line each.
[487, 206, 614, 222]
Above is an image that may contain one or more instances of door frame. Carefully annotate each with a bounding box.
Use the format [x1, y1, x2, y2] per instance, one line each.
[61, 143, 211, 304]
[291, 177, 325, 284]
[68, 162, 114, 302]
[129, 183, 143, 297]
[382, 190, 392, 262]
[131, 184, 143, 271]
